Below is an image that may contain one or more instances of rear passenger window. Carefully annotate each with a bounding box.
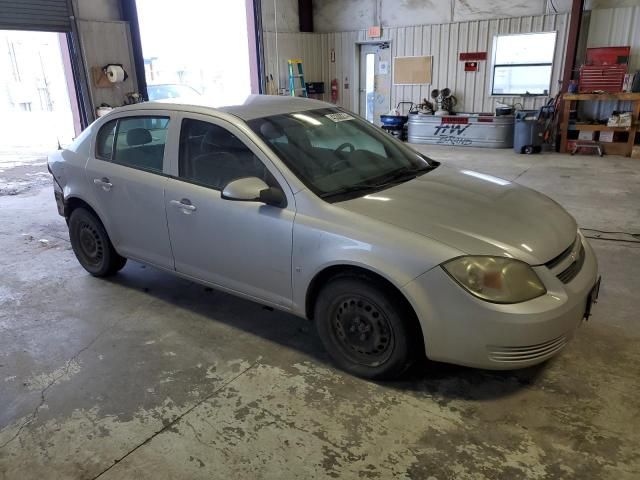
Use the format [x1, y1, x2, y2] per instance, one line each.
[96, 120, 117, 160]
[179, 119, 272, 190]
[112, 117, 169, 173]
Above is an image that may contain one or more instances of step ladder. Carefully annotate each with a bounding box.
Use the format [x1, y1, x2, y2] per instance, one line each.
[287, 59, 308, 98]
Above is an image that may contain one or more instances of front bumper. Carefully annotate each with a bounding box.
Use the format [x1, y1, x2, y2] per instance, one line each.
[402, 235, 599, 369]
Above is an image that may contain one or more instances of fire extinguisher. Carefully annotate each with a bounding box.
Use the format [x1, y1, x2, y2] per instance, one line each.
[331, 79, 338, 103]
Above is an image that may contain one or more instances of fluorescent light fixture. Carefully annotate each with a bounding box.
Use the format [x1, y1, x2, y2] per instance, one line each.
[292, 113, 322, 126]
[460, 170, 510, 186]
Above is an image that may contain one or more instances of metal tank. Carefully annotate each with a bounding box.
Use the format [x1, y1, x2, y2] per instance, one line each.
[407, 113, 515, 148]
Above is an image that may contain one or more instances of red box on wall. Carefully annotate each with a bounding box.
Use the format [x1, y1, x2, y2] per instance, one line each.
[464, 61, 478, 72]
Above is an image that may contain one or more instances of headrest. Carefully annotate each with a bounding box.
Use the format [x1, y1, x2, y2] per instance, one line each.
[127, 128, 152, 146]
[201, 129, 220, 151]
[260, 121, 285, 140]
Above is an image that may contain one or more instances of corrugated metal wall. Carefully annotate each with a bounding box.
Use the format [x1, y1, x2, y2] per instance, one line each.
[580, 6, 640, 119]
[263, 32, 326, 94]
[264, 12, 569, 114]
[588, 6, 640, 71]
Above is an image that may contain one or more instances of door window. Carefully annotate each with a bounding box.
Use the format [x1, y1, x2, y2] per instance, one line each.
[364, 53, 375, 123]
[112, 117, 169, 173]
[179, 118, 272, 190]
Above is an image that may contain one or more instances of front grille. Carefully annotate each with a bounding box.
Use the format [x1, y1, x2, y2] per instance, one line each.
[556, 244, 585, 284]
[488, 335, 568, 363]
[544, 235, 585, 284]
[545, 236, 579, 270]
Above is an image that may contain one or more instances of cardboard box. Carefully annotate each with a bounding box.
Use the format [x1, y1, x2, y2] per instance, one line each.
[578, 131, 596, 140]
[599, 131, 614, 143]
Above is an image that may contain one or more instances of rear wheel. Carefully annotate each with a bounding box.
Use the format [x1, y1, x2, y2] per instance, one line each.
[68, 208, 126, 277]
[314, 277, 417, 379]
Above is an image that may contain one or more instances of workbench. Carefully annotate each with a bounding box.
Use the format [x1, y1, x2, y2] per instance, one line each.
[559, 92, 640, 157]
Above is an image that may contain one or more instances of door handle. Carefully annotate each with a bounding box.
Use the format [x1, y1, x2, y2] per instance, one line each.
[170, 199, 197, 213]
[93, 177, 113, 191]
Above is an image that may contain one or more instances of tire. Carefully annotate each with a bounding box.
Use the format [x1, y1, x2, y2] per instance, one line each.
[68, 207, 127, 277]
[314, 276, 418, 379]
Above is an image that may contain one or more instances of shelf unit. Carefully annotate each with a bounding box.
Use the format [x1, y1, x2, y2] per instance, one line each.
[559, 93, 640, 157]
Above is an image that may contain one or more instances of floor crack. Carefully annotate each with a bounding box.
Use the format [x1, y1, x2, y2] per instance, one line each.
[0, 327, 110, 450]
[89, 359, 261, 480]
[511, 165, 533, 182]
[183, 419, 212, 448]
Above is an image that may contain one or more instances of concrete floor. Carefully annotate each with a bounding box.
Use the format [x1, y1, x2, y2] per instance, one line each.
[0, 145, 639, 479]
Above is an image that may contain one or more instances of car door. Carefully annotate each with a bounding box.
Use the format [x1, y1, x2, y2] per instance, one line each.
[164, 114, 295, 308]
[85, 113, 174, 269]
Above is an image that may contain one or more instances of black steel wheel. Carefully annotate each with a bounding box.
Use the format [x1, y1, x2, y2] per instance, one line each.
[69, 208, 126, 277]
[331, 294, 395, 366]
[315, 276, 418, 379]
[77, 219, 104, 267]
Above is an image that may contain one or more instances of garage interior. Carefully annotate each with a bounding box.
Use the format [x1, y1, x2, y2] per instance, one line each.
[1, 0, 639, 478]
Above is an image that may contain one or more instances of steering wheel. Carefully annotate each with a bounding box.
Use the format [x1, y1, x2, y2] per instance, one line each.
[334, 142, 355, 157]
[327, 158, 350, 173]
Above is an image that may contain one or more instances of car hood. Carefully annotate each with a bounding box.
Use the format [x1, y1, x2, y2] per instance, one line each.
[338, 166, 577, 265]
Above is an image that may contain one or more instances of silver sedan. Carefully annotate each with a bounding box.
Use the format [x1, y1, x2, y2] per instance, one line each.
[48, 95, 600, 379]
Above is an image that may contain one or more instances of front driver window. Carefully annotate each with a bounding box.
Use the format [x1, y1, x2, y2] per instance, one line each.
[179, 118, 273, 190]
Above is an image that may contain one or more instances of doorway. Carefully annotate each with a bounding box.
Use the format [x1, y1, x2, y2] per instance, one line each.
[0, 29, 79, 195]
[358, 42, 391, 125]
[0, 30, 76, 150]
[135, 0, 254, 106]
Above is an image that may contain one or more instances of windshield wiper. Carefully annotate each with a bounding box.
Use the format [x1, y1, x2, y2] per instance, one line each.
[320, 165, 438, 200]
[368, 165, 437, 187]
[319, 183, 380, 199]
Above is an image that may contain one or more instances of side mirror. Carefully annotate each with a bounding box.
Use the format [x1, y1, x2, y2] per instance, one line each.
[221, 177, 286, 208]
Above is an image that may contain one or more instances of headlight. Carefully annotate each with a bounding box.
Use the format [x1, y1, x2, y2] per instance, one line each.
[442, 256, 546, 304]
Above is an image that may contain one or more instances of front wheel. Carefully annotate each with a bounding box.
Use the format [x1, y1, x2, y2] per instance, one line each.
[68, 208, 127, 277]
[314, 277, 417, 379]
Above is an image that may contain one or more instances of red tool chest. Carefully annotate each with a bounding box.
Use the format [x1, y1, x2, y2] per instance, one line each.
[579, 46, 630, 93]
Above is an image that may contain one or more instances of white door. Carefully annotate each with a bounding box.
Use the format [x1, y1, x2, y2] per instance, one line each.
[358, 43, 391, 125]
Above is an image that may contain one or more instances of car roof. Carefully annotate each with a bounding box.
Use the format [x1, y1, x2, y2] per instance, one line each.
[112, 94, 334, 121]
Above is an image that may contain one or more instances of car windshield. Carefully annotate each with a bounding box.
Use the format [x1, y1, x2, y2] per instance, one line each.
[148, 84, 200, 100]
[247, 108, 438, 201]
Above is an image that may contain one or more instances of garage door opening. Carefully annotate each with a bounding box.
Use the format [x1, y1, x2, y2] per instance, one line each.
[0, 30, 77, 149]
[0, 30, 79, 194]
[135, 0, 253, 106]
